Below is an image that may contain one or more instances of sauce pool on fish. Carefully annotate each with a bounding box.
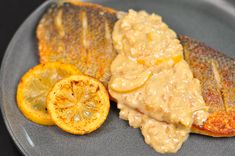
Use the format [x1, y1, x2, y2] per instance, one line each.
[109, 10, 209, 153]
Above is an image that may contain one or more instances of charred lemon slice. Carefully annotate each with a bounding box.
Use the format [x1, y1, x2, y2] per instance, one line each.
[47, 75, 110, 135]
[17, 62, 81, 125]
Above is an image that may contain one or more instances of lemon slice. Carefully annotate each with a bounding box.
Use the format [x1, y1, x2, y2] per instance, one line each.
[155, 55, 183, 66]
[109, 70, 152, 93]
[109, 54, 152, 93]
[16, 62, 81, 125]
[47, 75, 110, 134]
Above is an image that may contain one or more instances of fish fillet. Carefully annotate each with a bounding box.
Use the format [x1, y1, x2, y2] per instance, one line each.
[36, 1, 235, 137]
[180, 35, 235, 137]
[37, 1, 117, 87]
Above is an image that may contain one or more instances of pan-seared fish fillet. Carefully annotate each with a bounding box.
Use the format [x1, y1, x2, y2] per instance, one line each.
[37, 1, 117, 87]
[37, 1, 235, 137]
[180, 35, 235, 137]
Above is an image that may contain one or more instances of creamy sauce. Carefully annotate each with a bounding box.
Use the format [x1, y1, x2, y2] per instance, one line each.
[113, 10, 183, 71]
[118, 103, 189, 153]
[110, 59, 207, 127]
[109, 10, 209, 153]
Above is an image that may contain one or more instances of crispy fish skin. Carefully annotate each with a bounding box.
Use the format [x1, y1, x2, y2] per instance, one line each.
[180, 35, 235, 137]
[37, 1, 118, 87]
[37, 1, 235, 137]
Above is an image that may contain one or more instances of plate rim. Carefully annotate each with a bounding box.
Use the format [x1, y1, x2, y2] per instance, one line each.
[0, 0, 53, 155]
[1, 0, 235, 155]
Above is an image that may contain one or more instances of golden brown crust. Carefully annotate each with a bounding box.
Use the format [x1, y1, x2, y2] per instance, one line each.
[180, 35, 235, 137]
[36, 1, 118, 87]
[62, 0, 116, 13]
[192, 111, 235, 137]
[37, 1, 235, 137]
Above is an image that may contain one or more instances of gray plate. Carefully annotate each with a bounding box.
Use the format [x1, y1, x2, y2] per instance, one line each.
[1, 0, 235, 155]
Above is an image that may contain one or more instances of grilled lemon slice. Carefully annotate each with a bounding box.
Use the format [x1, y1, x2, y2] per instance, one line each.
[16, 62, 81, 125]
[47, 75, 110, 135]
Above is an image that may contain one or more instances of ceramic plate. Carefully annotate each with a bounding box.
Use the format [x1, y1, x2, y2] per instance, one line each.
[1, 0, 235, 155]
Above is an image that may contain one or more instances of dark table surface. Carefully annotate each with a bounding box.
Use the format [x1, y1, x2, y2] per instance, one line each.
[0, 0, 43, 155]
